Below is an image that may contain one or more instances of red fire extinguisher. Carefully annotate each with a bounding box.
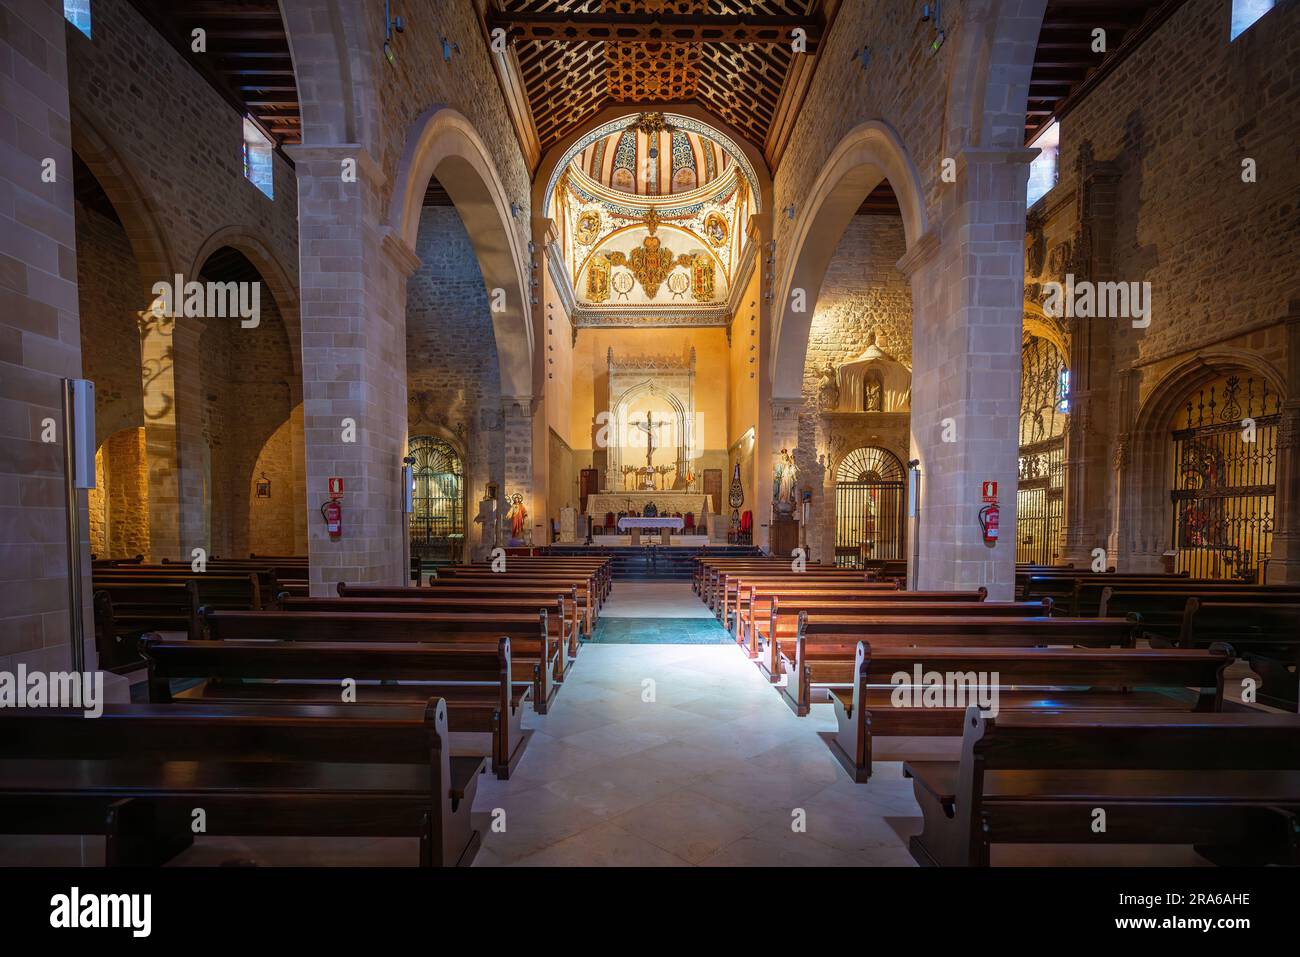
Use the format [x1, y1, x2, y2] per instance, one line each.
[978, 503, 1000, 545]
[321, 499, 343, 539]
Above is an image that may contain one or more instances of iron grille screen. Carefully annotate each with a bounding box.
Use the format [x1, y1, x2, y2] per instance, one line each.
[834, 447, 906, 567]
[408, 435, 464, 564]
[1016, 334, 1068, 565]
[1169, 375, 1278, 581]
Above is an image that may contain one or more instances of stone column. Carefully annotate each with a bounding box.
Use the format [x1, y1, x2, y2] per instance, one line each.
[903, 148, 1035, 601]
[1267, 310, 1300, 583]
[288, 145, 413, 594]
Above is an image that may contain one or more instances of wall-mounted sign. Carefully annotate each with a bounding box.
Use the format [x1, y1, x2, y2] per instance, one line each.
[981, 481, 998, 503]
[328, 477, 345, 497]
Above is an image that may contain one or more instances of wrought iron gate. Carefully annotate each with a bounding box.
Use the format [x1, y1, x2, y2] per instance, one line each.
[1016, 334, 1068, 565]
[834, 447, 906, 567]
[1017, 440, 1064, 565]
[408, 435, 464, 565]
[1169, 375, 1279, 581]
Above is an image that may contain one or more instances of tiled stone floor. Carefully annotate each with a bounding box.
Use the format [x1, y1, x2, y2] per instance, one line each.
[600, 582, 714, 618]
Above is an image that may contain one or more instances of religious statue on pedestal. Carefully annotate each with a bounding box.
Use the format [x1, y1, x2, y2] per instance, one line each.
[773, 448, 798, 515]
[506, 493, 528, 543]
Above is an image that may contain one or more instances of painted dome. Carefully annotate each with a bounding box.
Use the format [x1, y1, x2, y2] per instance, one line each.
[571, 124, 733, 199]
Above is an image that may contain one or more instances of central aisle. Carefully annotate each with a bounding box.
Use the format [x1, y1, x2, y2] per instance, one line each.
[472, 637, 922, 866]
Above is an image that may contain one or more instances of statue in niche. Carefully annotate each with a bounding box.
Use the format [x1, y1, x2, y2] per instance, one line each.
[863, 371, 884, 412]
[816, 363, 840, 412]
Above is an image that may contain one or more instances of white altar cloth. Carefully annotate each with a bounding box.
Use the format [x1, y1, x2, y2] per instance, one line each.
[617, 516, 685, 531]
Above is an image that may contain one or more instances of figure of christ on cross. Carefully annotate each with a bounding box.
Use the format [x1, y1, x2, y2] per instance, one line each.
[636, 411, 658, 471]
[635, 412, 659, 490]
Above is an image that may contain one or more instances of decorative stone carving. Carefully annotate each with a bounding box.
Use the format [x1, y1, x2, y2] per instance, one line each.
[815, 362, 840, 412]
[830, 332, 911, 413]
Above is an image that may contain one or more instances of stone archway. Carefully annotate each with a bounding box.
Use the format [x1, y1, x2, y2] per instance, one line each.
[1119, 351, 1288, 573]
[771, 120, 928, 402]
[388, 107, 533, 401]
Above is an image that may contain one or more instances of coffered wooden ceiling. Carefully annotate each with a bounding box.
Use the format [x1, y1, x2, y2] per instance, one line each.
[1026, 0, 1187, 142]
[487, 1, 831, 168]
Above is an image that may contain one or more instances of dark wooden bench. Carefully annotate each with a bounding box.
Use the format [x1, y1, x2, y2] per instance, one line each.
[429, 572, 602, 632]
[339, 581, 585, 648]
[1181, 600, 1300, 711]
[735, 585, 992, 656]
[1097, 585, 1300, 641]
[905, 710, 1300, 866]
[278, 594, 577, 674]
[780, 614, 1140, 715]
[141, 635, 530, 779]
[91, 574, 261, 670]
[831, 641, 1231, 781]
[201, 607, 561, 713]
[0, 699, 484, 867]
[754, 598, 1049, 677]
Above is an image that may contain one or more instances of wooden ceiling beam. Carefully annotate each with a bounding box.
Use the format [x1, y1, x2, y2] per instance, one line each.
[490, 12, 821, 47]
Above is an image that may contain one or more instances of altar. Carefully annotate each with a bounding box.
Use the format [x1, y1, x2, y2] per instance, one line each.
[585, 492, 711, 522]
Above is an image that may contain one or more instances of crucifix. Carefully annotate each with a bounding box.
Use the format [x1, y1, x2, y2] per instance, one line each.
[636, 411, 658, 471]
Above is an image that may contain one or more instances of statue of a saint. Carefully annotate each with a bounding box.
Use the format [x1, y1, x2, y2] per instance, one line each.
[774, 448, 797, 513]
[816, 363, 840, 412]
[506, 493, 528, 542]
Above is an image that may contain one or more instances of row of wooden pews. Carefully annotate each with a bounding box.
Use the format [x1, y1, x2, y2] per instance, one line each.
[3, 556, 612, 866]
[692, 555, 1300, 865]
[90, 554, 309, 672]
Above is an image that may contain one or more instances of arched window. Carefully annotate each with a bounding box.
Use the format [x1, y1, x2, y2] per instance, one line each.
[1169, 374, 1279, 580]
[834, 447, 906, 567]
[408, 435, 465, 565]
[1017, 334, 1068, 564]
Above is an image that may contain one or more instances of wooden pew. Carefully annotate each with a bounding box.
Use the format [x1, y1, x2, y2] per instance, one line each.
[431, 571, 604, 632]
[905, 710, 1300, 866]
[278, 594, 577, 675]
[1097, 584, 1300, 642]
[831, 641, 1231, 781]
[1181, 600, 1300, 711]
[339, 581, 585, 649]
[709, 568, 876, 623]
[0, 699, 484, 867]
[736, 585, 993, 656]
[757, 598, 1049, 679]
[440, 559, 612, 601]
[781, 614, 1139, 715]
[141, 635, 530, 779]
[201, 608, 562, 713]
[91, 574, 261, 670]
[1020, 572, 1198, 611]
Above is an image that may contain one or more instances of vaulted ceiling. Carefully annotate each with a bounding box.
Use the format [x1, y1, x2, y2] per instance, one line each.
[487, 1, 830, 168]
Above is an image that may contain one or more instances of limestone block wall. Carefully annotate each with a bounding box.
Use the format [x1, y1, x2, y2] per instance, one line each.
[0, 0, 94, 672]
[407, 205, 504, 542]
[796, 214, 913, 562]
[73, 197, 142, 445]
[68, 0, 300, 281]
[1029, 0, 1299, 565]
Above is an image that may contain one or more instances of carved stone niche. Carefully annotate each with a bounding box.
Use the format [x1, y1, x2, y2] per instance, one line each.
[825, 333, 911, 414]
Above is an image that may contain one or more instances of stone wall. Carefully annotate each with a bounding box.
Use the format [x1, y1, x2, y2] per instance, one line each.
[198, 283, 297, 560]
[73, 198, 142, 445]
[248, 415, 299, 557]
[796, 214, 912, 562]
[407, 204, 504, 549]
[68, 0, 300, 283]
[1025, 0, 1300, 569]
[0, 0, 94, 672]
